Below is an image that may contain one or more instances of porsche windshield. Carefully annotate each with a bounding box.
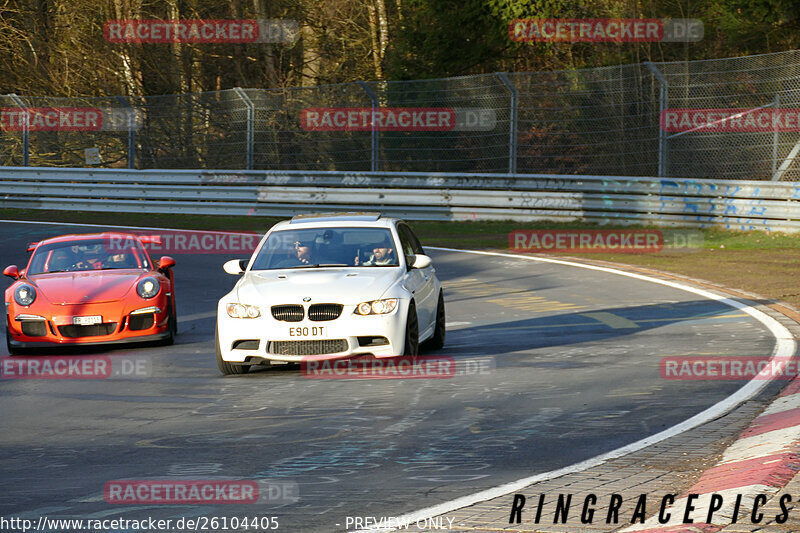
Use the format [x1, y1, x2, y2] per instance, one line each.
[250, 227, 399, 270]
[28, 239, 151, 274]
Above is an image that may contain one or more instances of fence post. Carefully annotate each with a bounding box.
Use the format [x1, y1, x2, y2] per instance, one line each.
[115, 96, 136, 169]
[772, 93, 780, 178]
[7, 94, 29, 166]
[357, 81, 379, 172]
[496, 73, 518, 174]
[233, 87, 255, 170]
[645, 62, 668, 177]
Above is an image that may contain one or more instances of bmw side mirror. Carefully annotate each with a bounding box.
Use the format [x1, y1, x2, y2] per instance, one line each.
[410, 254, 432, 269]
[223, 259, 248, 275]
[3, 265, 19, 279]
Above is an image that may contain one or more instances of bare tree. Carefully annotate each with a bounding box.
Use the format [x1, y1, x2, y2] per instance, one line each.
[110, 0, 144, 96]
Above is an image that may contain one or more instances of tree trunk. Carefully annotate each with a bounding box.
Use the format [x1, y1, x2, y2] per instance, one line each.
[166, 0, 189, 94]
[252, 0, 279, 87]
[367, 1, 381, 78]
[228, 0, 249, 87]
[111, 0, 143, 96]
[300, 23, 320, 87]
[375, 0, 389, 66]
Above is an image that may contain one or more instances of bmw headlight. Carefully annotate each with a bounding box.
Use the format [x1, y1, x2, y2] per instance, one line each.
[226, 303, 261, 319]
[354, 298, 398, 315]
[137, 277, 160, 299]
[14, 284, 36, 306]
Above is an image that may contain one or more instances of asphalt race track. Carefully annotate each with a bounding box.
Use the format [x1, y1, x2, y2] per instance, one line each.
[0, 221, 778, 532]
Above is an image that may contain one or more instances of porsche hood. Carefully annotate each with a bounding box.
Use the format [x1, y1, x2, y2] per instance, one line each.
[28, 271, 143, 304]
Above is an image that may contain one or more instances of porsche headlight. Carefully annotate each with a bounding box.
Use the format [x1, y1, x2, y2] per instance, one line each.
[354, 298, 398, 315]
[226, 303, 261, 318]
[137, 277, 160, 299]
[14, 284, 36, 306]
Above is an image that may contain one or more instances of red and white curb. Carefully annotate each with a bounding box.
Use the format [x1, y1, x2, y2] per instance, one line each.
[624, 376, 800, 532]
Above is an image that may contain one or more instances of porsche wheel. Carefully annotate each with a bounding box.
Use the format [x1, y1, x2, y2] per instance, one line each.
[403, 302, 419, 356]
[424, 291, 445, 351]
[215, 327, 249, 375]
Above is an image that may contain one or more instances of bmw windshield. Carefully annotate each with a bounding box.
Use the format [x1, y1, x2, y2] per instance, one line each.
[250, 227, 399, 270]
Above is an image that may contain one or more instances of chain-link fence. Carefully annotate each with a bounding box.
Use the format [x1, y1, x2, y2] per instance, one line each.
[3, 49, 800, 180]
[659, 52, 800, 181]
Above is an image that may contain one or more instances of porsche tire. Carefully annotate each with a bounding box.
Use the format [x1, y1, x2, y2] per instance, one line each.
[6, 328, 25, 356]
[215, 327, 249, 375]
[403, 301, 419, 356]
[162, 307, 177, 346]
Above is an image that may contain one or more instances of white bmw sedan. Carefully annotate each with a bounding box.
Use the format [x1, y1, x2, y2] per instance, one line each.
[215, 213, 444, 375]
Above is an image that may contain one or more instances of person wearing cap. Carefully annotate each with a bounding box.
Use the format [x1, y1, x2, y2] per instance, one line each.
[293, 240, 314, 265]
[274, 239, 315, 267]
[355, 238, 396, 266]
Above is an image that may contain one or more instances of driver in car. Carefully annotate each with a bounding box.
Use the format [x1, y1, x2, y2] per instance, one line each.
[273, 240, 316, 268]
[70, 245, 108, 270]
[293, 240, 314, 265]
[355, 239, 396, 266]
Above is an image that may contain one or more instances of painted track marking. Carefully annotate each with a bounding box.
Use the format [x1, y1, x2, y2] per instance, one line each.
[580, 311, 640, 329]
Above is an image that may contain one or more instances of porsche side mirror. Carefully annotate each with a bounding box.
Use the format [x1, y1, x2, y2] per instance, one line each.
[3, 265, 19, 279]
[223, 259, 248, 275]
[410, 254, 432, 269]
[157, 256, 176, 270]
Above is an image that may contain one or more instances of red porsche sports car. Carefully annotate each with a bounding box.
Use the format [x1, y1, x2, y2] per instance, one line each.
[4, 232, 177, 354]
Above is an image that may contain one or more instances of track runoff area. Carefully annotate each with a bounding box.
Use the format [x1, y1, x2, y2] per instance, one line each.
[0, 221, 793, 533]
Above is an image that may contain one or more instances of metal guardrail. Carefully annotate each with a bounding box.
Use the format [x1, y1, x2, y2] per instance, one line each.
[2, 167, 800, 232]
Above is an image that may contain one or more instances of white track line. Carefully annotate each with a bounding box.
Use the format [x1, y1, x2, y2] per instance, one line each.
[2, 220, 795, 532]
[351, 246, 795, 533]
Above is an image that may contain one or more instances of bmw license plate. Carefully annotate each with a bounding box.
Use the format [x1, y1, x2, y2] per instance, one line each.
[288, 326, 326, 338]
[73, 315, 102, 326]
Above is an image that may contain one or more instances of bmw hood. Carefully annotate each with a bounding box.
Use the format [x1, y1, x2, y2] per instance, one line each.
[236, 268, 403, 305]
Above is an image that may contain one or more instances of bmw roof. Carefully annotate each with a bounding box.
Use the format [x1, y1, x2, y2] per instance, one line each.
[289, 212, 382, 224]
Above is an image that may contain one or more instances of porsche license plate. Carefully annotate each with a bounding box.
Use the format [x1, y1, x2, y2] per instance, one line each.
[73, 315, 102, 326]
[288, 326, 326, 338]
